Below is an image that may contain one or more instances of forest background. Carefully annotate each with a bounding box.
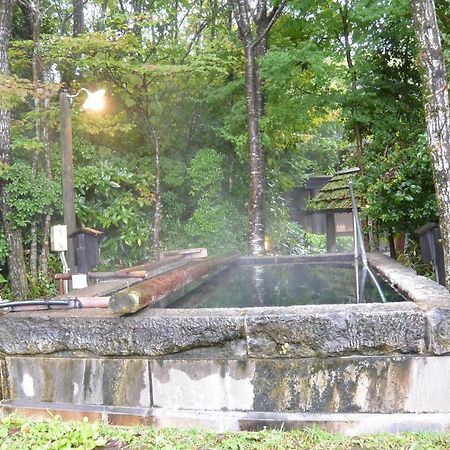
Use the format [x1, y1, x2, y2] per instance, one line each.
[0, 0, 448, 299]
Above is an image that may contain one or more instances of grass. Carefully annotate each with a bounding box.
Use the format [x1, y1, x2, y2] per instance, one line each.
[0, 415, 449, 449]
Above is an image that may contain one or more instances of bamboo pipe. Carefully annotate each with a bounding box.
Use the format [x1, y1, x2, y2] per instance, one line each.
[109, 252, 240, 315]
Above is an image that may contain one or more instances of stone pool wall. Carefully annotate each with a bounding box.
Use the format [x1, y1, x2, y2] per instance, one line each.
[0, 253, 450, 433]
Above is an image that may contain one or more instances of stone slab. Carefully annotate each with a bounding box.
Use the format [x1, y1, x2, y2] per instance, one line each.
[2, 355, 450, 416]
[252, 356, 450, 414]
[151, 359, 255, 411]
[239, 253, 353, 265]
[368, 253, 450, 309]
[0, 254, 448, 360]
[245, 303, 426, 358]
[426, 307, 450, 355]
[0, 358, 8, 401]
[0, 309, 245, 357]
[0, 302, 427, 358]
[149, 356, 450, 414]
[5, 357, 151, 408]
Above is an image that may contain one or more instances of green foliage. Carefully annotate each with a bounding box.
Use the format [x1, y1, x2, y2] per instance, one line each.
[26, 272, 59, 299]
[266, 193, 311, 255]
[0, 233, 9, 269]
[0, 416, 108, 449]
[362, 135, 438, 234]
[0, 0, 444, 288]
[75, 151, 155, 267]
[189, 149, 224, 197]
[2, 162, 60, 229]
[186, 149, 246, 255]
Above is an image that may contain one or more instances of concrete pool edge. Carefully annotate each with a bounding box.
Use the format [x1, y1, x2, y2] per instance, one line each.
[1, 253, 450, 432]
[367, 252, 450, 309]
[0, 252, 449, 358]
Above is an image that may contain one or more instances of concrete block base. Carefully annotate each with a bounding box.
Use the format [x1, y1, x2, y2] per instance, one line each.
[1, 401, 450, 435]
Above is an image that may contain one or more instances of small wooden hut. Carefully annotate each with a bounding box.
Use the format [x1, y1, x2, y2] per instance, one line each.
[307, 167, 360, 252]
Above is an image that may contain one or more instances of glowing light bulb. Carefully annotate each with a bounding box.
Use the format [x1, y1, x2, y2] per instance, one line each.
[81, 89, 106, 112]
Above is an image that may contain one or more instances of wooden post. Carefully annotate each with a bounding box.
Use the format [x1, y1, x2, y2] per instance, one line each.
[60, 92, 76, 273]
[326, 212, 337, 253]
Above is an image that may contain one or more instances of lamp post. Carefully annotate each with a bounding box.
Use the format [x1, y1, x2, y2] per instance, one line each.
[60, 88, 105, 273]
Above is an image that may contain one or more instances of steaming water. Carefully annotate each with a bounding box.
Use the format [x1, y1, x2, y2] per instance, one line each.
[167, 262, 404, 309]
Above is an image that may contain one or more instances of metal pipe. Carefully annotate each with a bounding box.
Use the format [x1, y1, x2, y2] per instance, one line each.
[349, 181, 367, 266]
[349, 181, 386, 303]
[0, 296, 110, 312]
[0, 299, 71, 309]
[359, 266, 368, 303]
[366, 267, 387, 303]
[353, 210, 360, 302]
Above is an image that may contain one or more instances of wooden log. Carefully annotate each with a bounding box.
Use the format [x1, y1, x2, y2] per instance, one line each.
[116, 255, 188, 277]
[88, 271, 147, 280]
[109, 252, 240, 315]
[55, 273, 71, 280]
[163, 248, 208, 259]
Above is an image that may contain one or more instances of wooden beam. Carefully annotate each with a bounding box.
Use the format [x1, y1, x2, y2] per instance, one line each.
[326, 212, 337, 253]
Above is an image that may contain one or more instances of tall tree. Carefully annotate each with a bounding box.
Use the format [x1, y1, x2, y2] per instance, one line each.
[411, 0, 450, 286]
[339, 0, 364, 173]
[232, 0, 285, 255]
[73, 0, 84, 36]
[0, 0, 29, 298]
[32, 0, 53, 277]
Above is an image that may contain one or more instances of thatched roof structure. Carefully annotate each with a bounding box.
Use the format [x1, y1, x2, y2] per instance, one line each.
[307, 167, 360, 213]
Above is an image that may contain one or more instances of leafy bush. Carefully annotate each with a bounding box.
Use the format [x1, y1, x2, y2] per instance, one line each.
[362, 135, 438, 235]
[75, 155, 155, 267]
[266, 191, 312, 255]
[3, 161, 60, 229]
[186, 149, 246, 255]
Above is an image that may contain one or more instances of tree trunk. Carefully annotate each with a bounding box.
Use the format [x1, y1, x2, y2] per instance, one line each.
[152, 131, 162, 260]
[340, 1, 365, 173]
[73, 0, 84, 36]
[0, 0, 30, 298]
[109, 252, 240, 315]
[411, 0, 450, 286]
[233, 0, 264, 255]
[29, 223, 38, 279]
[98, 0, 109, 31]
[29, 0, 43, 281]
[244, 42, 266, 255]
[31, 0, 53, 277]
[232, 0, 285, 255]
[131, 0, 142, 36]
[39, 212, 51, 275]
